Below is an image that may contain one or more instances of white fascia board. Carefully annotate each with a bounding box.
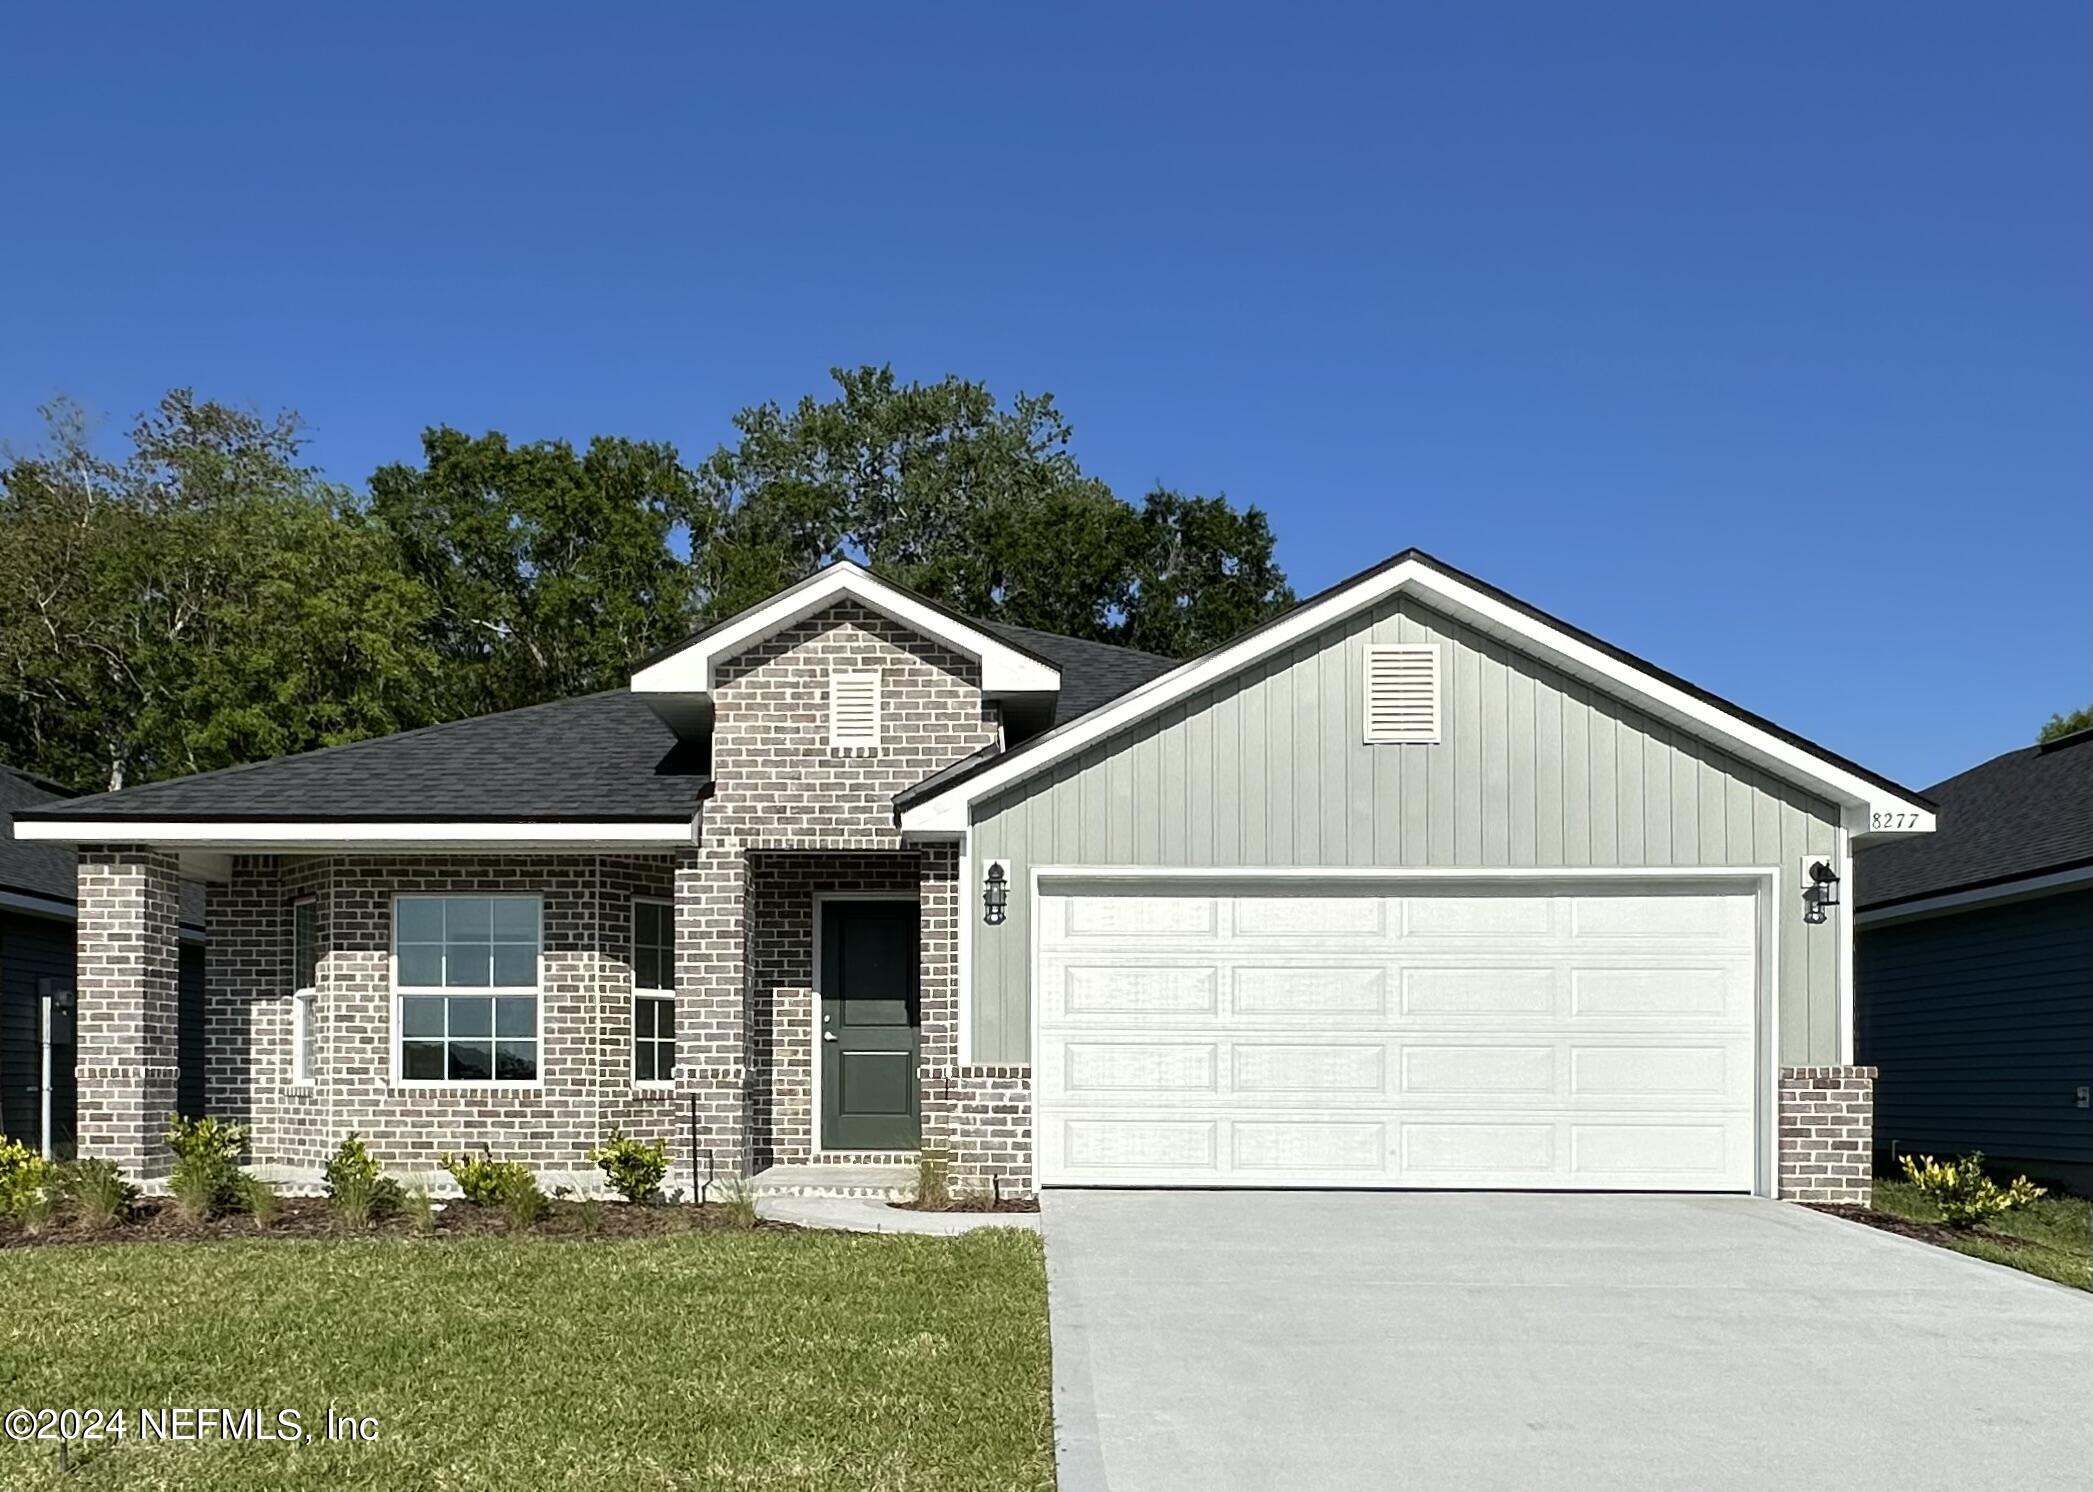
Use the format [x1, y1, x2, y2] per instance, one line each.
[900, 556, 1935, 834]
[11, 820, 694, 850]
[631, 561, 1060, 697]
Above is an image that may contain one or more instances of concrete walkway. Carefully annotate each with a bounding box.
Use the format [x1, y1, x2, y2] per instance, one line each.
[1043, 1191, 2093, 1492]
[756, 1192, 1040, 1234]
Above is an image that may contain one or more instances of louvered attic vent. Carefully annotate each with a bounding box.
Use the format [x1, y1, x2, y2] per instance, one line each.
[1362, 643, 1441, 744]
[828, 669, 882, 750]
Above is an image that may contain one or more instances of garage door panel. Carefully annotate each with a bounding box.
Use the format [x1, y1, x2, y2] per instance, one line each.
[1035, 881, 1759, 1191]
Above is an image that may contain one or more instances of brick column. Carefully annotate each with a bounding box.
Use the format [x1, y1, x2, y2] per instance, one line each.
[1779, 1065, 1876, 1205]
[675, 845, 748, 1181]
[76, 848, 184, 1180]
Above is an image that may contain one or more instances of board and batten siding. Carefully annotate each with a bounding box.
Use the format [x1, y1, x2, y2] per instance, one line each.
[970, 594, 1841, 1065]
[1858, 889, 2093, 1167]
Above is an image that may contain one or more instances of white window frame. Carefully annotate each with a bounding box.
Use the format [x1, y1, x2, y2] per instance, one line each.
[828, 668, 882, 750]
[390, 893, 545, 1088]
[290, 896, 318, 1088]
[631, 895, 676, 1088]
[1361, 642, 1442, 744]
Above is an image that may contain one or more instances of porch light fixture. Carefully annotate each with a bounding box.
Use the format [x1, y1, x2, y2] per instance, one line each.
[1802, 859, 1840, 925]
[982, 862, 1009, 926]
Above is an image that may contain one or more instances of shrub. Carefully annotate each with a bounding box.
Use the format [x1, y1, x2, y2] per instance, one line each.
[237, 1174, 282, 1230]
[497, 1170, 546, 1231]
[440, 1151, 537, 1208]
[913, 1148, 952, 1211]
[405, 1186, 437, 1236]
[588, 1129, 668, 1204]
[0, 1138, 57, 1220]
[720, 1175, 758, 1231]
[61, 1160, 137, 1229]
[576, 1196, 604, 1238]
[1898, 1152, 2047, 1229]
[323, 1134, 402, 1220]
[171, 1154, 234, 1222]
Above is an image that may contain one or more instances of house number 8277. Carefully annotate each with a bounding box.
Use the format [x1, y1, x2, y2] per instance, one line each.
[1870, 811, 1921, 831]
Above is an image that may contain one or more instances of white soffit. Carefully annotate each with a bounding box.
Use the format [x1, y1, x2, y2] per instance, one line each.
[631, 561, 1061, 698]
[899, 555, 1936, 837]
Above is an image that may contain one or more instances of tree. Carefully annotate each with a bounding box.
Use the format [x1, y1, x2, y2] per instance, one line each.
[0, 392, 439, 791]
[694, 366, 1293, 655]
[368, 428, 706, 719]
[2039, 706, 2092, 743]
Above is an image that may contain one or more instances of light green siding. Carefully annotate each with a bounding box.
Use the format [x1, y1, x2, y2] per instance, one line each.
[971, 594, 1840, 1064]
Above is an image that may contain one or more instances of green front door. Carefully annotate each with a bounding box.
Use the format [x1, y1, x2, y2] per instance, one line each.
[820, 900, 921, 1151]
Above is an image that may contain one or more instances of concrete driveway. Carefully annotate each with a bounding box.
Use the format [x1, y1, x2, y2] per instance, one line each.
[1042, 1191, 2093, 1492]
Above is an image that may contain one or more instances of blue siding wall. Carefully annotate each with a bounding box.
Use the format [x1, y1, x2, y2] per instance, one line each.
[1, 910, 75, 1151]
[1858, 889, 2093, 1165]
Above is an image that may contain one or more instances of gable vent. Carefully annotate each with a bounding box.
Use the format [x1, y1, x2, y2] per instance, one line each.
[828, 669, 882, 750]
[1362, 643, 1440, 744]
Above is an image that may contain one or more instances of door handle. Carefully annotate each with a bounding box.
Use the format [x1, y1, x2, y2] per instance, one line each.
[822, 1032, 837, 1042]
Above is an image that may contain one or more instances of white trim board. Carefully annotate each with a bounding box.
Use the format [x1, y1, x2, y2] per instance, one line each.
[1025, 863, 1783, 1199]
[902, 553, 1935, 838]
[11, 820, 694, 849]
[633, 560, 1060, 698]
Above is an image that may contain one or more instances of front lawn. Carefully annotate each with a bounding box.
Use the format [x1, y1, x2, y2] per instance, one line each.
[0, 1227, 1054, 1491]
[1866, 1178, 2091, 1291]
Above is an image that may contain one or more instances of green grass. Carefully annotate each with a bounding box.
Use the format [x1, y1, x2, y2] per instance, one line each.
[1871, 1178, 2092, 1291]
[0, 1228, 1055, 1491]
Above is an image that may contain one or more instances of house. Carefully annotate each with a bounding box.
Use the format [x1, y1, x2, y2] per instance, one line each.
[1855, 727, 2093, 1190]
[12, 551, 1935, 1203]
[1, 765, 208, 1158]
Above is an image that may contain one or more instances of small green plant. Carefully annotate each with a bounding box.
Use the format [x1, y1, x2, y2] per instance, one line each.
[1898, 1152, 2047, 1229]
[174, 1152, 247, 1222]
[60, 1160, 137, 1229]
[405, 1185, 437, 1236]
[913, 1148, 952, 1211]
[332, 1170, 384, 1230]
[323, 1134, 402, 1220]
[496, 1169, 546, 1231]
[720, 1175, 759, 1231]
[165, 1116, 247, 1217]
[0, 1138, 57, 1221]
[440, 1150, 537, 1207]
[237, 1173, 281, 1229]
[588, 1129, 669, 1204]
[14, 1185, 57, 1235]
[576, 1196, 604, 1238]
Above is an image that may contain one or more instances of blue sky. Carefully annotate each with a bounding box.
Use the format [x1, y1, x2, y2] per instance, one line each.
[1, 4, 2084, 790]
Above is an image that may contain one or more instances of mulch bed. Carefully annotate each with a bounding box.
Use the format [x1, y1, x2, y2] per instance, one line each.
[0, 1196, 771, 1249]
[1806, 1203, 2034, 1252]
[889, 1196, 1040, 1214]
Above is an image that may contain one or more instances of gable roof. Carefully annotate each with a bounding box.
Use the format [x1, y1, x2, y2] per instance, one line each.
[898, 548, 1936, 834]
[632, 561, 1063, 699]
[1855, 729, 2093, 912]
[1, 765, 82, 903]
[975, 622, 1178, 725]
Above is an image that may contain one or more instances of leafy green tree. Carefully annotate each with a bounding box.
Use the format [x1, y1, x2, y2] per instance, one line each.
[0, 392, 439, 791]
[2039, 706, 2092, 743]
[695, 366, 1292, 654]
[368, 428, 706, 719]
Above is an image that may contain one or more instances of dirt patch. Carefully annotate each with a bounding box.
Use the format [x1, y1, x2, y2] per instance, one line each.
[889, 1196, 1040, 1215]
[0, 1196, 774, 1249]
[1806, 1203, 2034, 1252]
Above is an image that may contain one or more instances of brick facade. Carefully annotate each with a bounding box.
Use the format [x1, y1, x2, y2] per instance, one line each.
[1778, 1065, 1876, 1205]
[75, 848, 184, 1180]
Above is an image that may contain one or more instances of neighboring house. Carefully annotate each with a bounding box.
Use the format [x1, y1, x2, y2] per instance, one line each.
[1855, 728, 2093, 1190]
[13, 551, 1935, 1203]
[1, 765, 207, 1158]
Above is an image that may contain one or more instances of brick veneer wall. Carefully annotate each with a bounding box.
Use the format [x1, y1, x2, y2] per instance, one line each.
[75, 849, 184, 1179]
[927, 1066, 1033, 1195]
[1779, 1065, 1876, 1204]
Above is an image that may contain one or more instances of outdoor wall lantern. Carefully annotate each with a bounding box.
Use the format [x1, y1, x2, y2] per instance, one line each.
[982, 861, 1010, 926]
[1802, 858, 1841, 925]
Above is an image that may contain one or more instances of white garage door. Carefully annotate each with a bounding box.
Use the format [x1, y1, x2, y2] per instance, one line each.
[1033, 879, 1762, 1191]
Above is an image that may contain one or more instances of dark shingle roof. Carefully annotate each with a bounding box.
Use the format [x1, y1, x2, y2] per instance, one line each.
[21, 691, 708, 823]
[1855, 730, 2093, 910]
[1, 766, 81, 900]
[974, 623, 1177, 724]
